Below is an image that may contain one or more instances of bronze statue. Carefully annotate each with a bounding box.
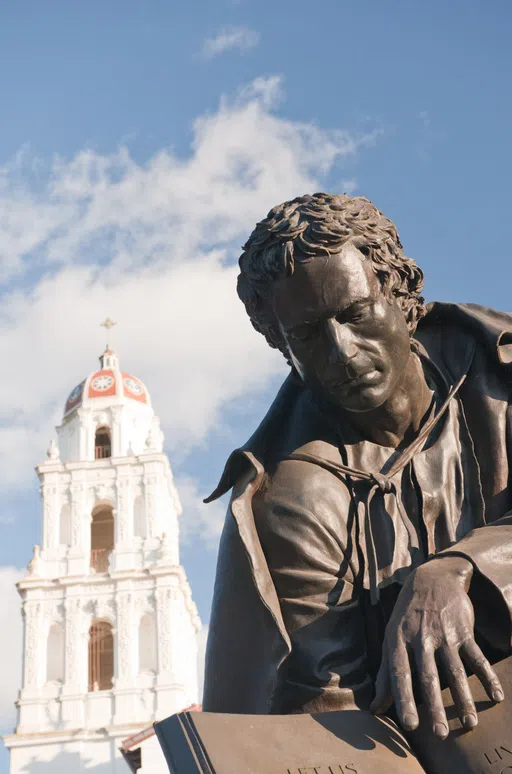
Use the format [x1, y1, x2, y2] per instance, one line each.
[203, 193, 512, 743]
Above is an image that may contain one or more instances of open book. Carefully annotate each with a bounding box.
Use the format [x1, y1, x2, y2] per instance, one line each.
[154, 655, 512, 774]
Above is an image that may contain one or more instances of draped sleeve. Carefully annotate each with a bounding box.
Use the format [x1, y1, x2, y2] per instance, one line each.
[253, 457, 374, 713]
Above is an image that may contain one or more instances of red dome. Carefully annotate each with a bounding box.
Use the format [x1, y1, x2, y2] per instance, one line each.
[63, 350, 150, 417]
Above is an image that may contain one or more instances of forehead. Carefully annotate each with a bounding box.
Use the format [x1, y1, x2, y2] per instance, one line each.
[271, 243, 380, 327]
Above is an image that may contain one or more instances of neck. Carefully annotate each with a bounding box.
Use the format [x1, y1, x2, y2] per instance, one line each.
[341, 352, 434, 448]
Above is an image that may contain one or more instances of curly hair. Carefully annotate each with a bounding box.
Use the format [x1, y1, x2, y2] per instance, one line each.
[237, 192, 427, 358]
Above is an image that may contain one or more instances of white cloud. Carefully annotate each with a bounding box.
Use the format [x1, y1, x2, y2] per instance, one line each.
[0, 567, 23, 731]
[237, 74, 282, 109]
[177, 475, 226, 549]
[200, 26, 259, 59]
[0, 255, 284, 491]
[0, 75, 377, 498]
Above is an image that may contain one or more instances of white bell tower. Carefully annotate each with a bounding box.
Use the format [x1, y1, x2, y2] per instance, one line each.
[3, 336, 200, 773]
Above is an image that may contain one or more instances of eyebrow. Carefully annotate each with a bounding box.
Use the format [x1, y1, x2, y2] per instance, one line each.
[283, 297, 373, 331]
[334, 297, 373, 319]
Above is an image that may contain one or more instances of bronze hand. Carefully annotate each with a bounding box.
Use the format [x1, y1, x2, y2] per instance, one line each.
[370, 556, 504, 738]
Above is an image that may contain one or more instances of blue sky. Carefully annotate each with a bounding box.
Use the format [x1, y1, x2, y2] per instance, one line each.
[0, 0, 510, 768]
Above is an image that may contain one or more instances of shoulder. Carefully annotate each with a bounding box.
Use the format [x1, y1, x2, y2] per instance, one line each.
[254, 440, 353, 549]
[418, 302, 512, 380]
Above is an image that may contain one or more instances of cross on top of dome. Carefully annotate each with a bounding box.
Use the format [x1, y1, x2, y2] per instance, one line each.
[100, 317, 117, 348]
[99, 318, 118, 370]
[62, 320, 152, 417]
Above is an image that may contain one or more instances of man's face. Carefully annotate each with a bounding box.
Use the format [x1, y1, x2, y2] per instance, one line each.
[272, 242, 412, 413]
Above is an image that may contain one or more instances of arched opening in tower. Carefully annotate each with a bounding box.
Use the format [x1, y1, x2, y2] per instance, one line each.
[95, 425, 112, 459]
[90, 505, 114, 573]
[88, 620, 114, 691]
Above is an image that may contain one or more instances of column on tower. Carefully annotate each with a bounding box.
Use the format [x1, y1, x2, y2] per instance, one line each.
[16, 600, 43, 734]
[76, 408, 90, 461]
[39, 467, 67, 579]
[153, 576, 199, 718]
[41, 481, 60, 552]
[21, 600, 42, 694]
[113, 589, 139, 725]
[155, 583, 173, 719]
[67, 481, 90, 576]
[141, 457, 180, 565]
[111, 472, 135, 572]
[61, 596, 87, 730]
[110, 404, 123, 458]
[143, 469, 158, 540]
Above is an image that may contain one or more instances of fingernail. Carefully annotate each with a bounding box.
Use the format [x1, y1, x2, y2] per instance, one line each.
[493, 689, 504, 702]
[434, 723, 449, 739]
[403, 713, 418, 730]
[463, 714, 477, 730]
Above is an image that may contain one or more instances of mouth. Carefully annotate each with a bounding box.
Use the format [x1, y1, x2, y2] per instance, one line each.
[329, 369, 380, 391]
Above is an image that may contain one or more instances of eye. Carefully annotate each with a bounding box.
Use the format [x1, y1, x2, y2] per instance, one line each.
[341, 302, 372, 324]
[335, 311, 364, 325]
[287, 323, 319, 342]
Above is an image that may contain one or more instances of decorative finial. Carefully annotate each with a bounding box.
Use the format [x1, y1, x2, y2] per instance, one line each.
[145, 428, 155, 451]
[100, 317, 117, 349]
[26, 545, 41, 576]
[145, 419, 163, 453]
[157, 532, 172, 564]
[47, 439, 60, 460]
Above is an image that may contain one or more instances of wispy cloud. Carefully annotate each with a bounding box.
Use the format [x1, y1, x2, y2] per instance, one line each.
[177, 475, 227, 549]
[200, 25, 259, 59]
[0, 75, 375, 502]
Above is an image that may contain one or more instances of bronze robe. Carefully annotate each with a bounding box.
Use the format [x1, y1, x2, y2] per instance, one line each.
[203, 303, 512, 715]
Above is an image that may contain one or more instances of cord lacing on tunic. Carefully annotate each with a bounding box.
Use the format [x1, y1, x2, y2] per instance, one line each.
[287, 373, 467, 605]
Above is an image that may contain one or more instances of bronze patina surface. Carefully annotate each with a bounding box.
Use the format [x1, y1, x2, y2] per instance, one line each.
[203, 194, 512, 745]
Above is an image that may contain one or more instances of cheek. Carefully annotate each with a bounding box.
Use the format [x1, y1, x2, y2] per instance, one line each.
[374, 301, 411, 363]
[387, 310, 411, 366]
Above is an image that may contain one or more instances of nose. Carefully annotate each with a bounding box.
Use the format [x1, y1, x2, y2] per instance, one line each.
[325, 318, 359, 365]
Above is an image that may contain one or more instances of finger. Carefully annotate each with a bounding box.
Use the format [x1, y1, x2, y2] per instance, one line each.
[389, 638, 419, 731]
[438, 647, 477, 730]
[416, 646, 449, 739]
[370, 652, 392, 715]
[460, 638, 504, 703]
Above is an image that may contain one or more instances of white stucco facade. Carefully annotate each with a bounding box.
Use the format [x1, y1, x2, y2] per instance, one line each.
[3, 348, 200, 773]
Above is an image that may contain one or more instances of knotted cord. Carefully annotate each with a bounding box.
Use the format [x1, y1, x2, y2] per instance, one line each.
[287, 373, 467, 604]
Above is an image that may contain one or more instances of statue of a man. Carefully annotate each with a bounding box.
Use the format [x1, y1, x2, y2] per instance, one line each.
[203, 193, 512, 740]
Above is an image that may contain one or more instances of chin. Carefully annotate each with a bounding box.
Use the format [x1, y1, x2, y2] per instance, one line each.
[336, 384, 390, 414]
